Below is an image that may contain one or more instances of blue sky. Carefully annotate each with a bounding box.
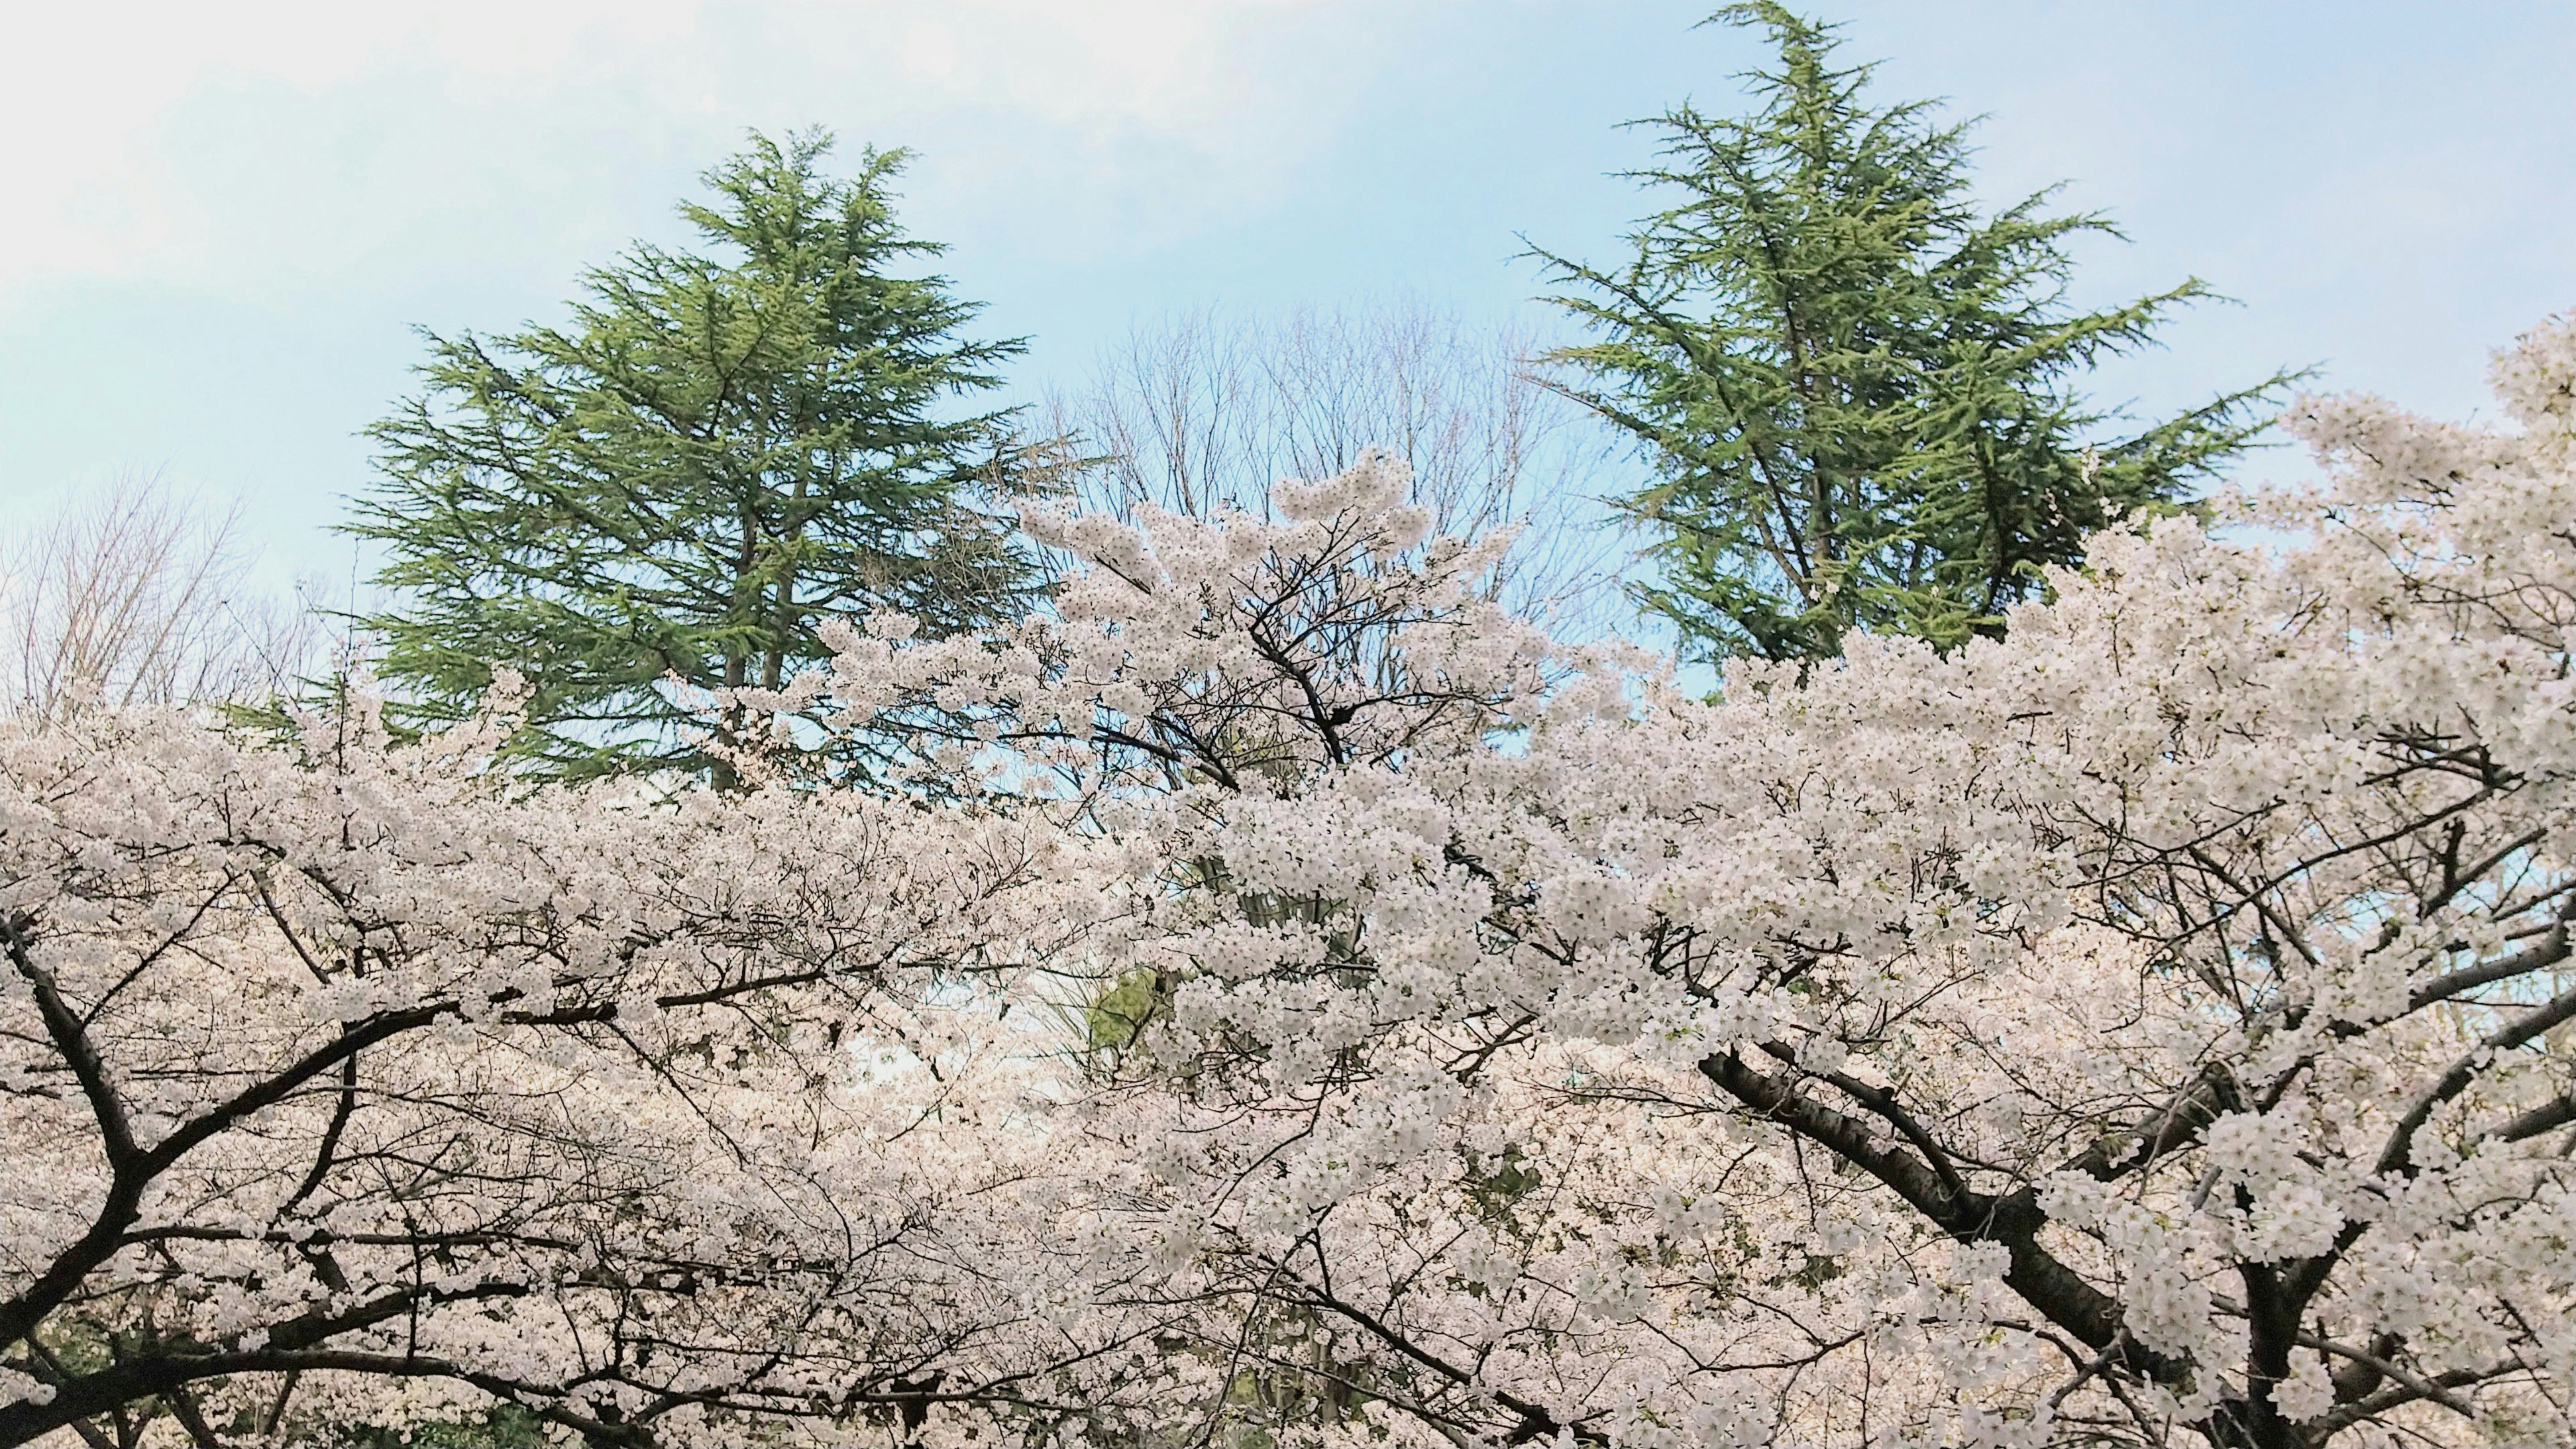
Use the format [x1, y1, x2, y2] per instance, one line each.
[3, 1, 2571, 600]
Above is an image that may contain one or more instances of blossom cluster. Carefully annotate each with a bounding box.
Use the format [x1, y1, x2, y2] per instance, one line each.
[0, 698, 1154, 1448]
[818, 312, 2576, 1448]
[11, 311, 2576, 1449]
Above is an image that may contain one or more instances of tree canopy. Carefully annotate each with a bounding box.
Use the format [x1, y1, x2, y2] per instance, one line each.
[12, 310, 2576, 1449]
[350, 130, 1042, 786]
[1535, 2, 2298, 662]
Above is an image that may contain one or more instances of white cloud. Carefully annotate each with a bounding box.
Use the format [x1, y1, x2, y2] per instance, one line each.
[0, 0, 1382, 297]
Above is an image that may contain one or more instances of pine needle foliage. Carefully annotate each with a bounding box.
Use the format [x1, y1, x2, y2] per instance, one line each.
[349, 130, 1044, 786]
[1533, 3, 2300, 663]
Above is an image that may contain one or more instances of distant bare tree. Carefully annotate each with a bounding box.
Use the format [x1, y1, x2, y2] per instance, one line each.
[1041, 301, 1627, 634]
[1, 473, 318, 724]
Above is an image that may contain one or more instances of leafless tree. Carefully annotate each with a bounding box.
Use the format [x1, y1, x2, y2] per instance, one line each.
[1039, 300, 1630, 637]
[1, 473, 319, 724]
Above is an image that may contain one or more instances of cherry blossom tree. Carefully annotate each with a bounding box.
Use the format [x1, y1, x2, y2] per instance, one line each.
[814, 311, 2576, 1448]
[0, 694, 1146, 1449]
[18, 308, 2576, 1449]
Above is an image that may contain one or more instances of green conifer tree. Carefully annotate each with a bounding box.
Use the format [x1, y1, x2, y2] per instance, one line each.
[350, 130, 1042, 785]
[1534, 3, 2300, 663]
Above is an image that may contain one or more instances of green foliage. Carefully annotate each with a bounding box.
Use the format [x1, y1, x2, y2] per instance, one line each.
[323, 1406, 549, 1449]
[1085, 968, 1167, 1053]
[349, 129, 1046, 784]
[1465, 1143, 1543, 1228]
[1535, 3, 2300, 663]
